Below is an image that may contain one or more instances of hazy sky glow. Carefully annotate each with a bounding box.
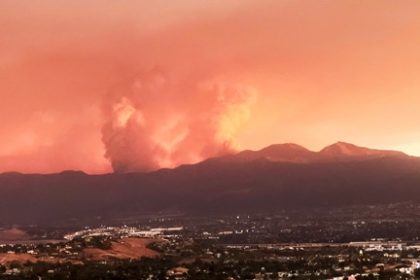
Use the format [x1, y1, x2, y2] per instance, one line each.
[1, 0, 420, 173]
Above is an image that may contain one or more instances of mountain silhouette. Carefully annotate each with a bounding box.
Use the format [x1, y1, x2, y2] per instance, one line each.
[0, 142, 419, 226]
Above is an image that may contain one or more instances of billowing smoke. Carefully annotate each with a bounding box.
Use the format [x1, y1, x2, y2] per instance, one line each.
[101, 71, 257, 173]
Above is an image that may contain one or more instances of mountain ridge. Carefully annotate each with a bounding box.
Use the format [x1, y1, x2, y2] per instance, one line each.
[0, 141, 419, 226]
[209, 141, 411, 166]
[0, 142, 412, 176]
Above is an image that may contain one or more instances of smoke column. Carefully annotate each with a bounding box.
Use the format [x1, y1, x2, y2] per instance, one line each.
[101, 71, 257, 172]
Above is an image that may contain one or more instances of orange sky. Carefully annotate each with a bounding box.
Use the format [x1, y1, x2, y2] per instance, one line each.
[1, 0, 420, 173]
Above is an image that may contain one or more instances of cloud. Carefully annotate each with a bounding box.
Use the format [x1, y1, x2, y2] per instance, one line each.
[1, 0, 420, 173]
[101, 71, 257, 172]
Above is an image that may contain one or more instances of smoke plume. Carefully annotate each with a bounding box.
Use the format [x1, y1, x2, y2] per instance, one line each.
[101, 71, 257, 172]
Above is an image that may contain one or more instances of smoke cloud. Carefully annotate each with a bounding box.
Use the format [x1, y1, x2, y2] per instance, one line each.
[102, 71, 256, 172]
[2, 1, 420, 173]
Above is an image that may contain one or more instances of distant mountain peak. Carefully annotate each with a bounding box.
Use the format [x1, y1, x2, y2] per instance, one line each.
[320, 141, 406, 158]
[222, 141, 408, 165]
[260, 143, 310, 153]
[238, 143, 315, 163]
[273, 143, 308, 149]
[320, 141, 367, 156]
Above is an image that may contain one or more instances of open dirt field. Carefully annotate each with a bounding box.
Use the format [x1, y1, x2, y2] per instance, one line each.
[0, 253, 83, 265]
[83, 237, 160, 261]
[0, 253, 36, 265]
[0, 253, 82, 265]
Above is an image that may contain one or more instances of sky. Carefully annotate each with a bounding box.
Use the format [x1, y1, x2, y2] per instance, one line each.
[1, 0, 420, 173]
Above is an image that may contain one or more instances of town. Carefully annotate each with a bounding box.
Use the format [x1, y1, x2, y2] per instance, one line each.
[2, 204, 420, 279]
